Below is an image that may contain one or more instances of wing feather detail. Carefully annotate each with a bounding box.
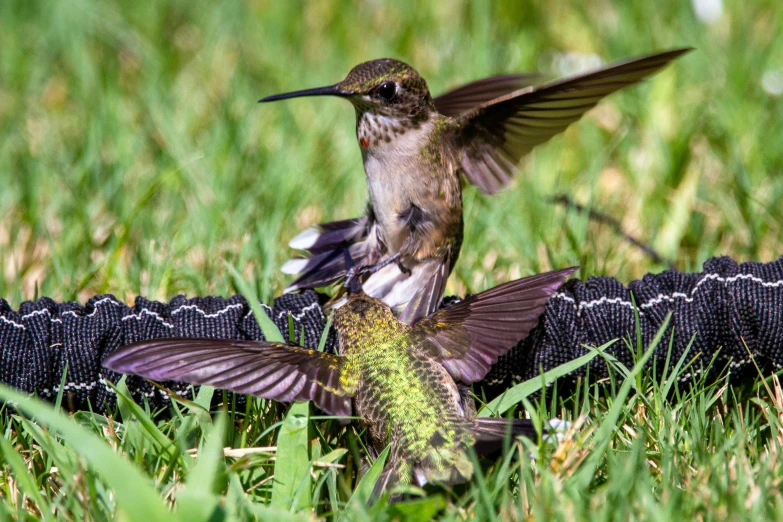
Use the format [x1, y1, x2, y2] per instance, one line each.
[456, 48, 691, 194]
[103, 338, 353, 417]
[433, 73, 541, 117]
[411, 267, 578, 383]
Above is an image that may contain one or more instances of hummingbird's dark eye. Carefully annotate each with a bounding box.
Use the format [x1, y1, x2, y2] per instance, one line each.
[376, 81, 397, 101]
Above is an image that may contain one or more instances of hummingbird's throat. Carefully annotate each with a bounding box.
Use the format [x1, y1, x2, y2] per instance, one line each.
[356, 112, 422, 149]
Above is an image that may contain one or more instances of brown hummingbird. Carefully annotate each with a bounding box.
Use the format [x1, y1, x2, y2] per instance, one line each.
[262, 49, 690, 323]
[103, 267, 577, 497]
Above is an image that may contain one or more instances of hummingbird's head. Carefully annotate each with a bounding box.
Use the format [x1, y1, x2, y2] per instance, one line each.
[336, 59, 433, 118]
[260, 59, 435, 150]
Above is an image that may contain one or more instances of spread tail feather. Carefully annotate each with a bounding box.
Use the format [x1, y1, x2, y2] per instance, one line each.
[283, 214, 378, 292]
[288, 217, 369, 253]
[361, 258, 447, 324]
[284, 248, 363, 292]
[469, 417, 540, 456]
[398, 259, 449, 325]
[370, 418, 547, 501]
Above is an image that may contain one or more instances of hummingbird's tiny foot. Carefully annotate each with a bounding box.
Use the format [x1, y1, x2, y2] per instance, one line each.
[374, 252, 401, 272]
[353, 263, 376, 275]
[397, 261, 411, 275]
[344, 266, 358, 289]
[355, 253, 401, 277]
[345, 254, 404, 291]
[344, 267, 366, 294]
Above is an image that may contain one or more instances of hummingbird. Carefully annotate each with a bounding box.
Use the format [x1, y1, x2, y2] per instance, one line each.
[103, 266, 577, 497]
[261, 48, 690, 324]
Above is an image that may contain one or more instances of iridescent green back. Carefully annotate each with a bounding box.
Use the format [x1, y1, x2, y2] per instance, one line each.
[334, 293, 475, 485]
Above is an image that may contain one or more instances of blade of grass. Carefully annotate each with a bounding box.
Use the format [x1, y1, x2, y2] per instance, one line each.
[271, 401, 311, 511]
[0, 383, 171, 521]
[176, 414, 227, 522]
[387, 496, 446, 522]
[194, 384, 215, 413]
[17, 417, 72, 479]
[338, 445, 391, 521]
[317, 312, 333, 352]
[660, 334, 697, 398]
[226, 255, 312, 511]
[575, 314, 672, 487]
[53, 362, 68, 413]
[150, 381, 213, 429]
[108, 379, 181, 462]
[0, 434, 51, 517]
[467, 448, 495, 519]
[223, 259, 283, 342]
[478, 341, 613, 417]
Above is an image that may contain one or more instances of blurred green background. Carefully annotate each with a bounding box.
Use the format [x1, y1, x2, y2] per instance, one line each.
[1, 0, 781, 307]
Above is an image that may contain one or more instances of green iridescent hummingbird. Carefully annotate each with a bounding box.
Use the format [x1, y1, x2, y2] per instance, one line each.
[262, 49, 690, 324]
[103, 266, 576, 496]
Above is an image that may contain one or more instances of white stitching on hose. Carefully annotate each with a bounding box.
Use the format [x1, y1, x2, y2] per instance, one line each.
[121, 309, 175, 329]
[551, 272, 783, 317]
[4, 272, 780, 332]
[171, 303, 244, 318]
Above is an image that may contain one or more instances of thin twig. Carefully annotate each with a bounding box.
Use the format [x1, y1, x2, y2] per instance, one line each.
[550, 194, 676, 270]
[187, 446, 276, 457]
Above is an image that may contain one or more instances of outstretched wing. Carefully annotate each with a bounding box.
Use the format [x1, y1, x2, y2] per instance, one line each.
[103, 338, 354, 417]
[411, 267, 578, 383]
[455, 48, 691, 194]
[433, 73, 541, 117]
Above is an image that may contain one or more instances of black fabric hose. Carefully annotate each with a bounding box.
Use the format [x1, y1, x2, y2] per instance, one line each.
[0, 256, 781, 413]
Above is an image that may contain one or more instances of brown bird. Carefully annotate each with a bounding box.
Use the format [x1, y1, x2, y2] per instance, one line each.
[103, 267, 576, 497]
[262, 49, 690, 323]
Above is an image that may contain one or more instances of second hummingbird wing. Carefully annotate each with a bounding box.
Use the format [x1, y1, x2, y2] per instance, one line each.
[103, 338, 354, 417]
[454, 48, 691, 194]
[410, 267, 578, 383]
[433, 73, 541, 117]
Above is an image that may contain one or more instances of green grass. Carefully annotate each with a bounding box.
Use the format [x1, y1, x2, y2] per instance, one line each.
[1, 0, 783, 519]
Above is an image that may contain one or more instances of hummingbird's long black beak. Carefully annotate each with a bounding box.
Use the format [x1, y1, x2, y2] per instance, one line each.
[258, 84, 353, 103]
